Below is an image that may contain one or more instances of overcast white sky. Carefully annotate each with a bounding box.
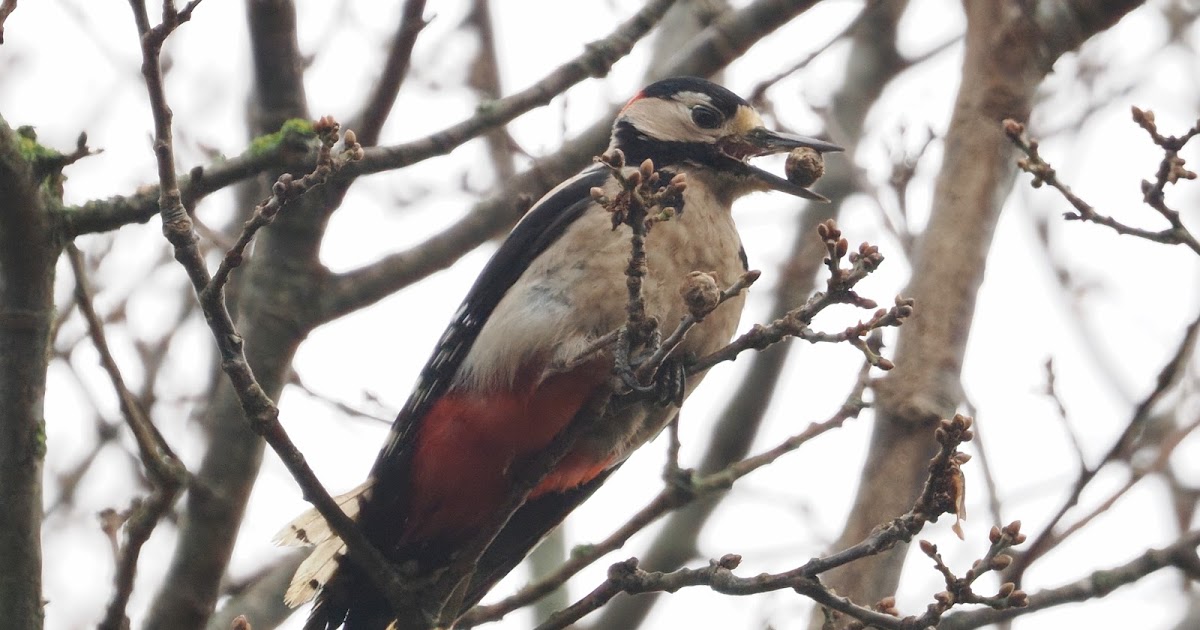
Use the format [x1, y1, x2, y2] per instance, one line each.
[2, 1, 1199, 629]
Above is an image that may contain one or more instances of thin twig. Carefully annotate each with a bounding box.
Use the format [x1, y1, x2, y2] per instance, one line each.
[532, 416, 976, 630]
[747, 5, 867, 105]
[691, 220, 912, 373]
[961, 401, 1005, 531]
[349, 0, 679, 178]
[287, 372, 394, 425]
[466, 0, 519, 181]
[1042, 358, 1088, 467]
[205, 120, 362, 298]
[1009, 308, 1200, 582]
[637, 269, 761, 381]
[941, 530, 1200, 630]
[1003, 116, 1200, 255]
[68, 243, 187, 630]
[1053, 414, 1200, 546]
[125, 0, 410, 616]
[353, 0, 429, 147]
[458, 367, 872, 628]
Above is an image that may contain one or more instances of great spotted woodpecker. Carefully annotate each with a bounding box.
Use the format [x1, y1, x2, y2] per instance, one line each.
[275, 77, 841, 629]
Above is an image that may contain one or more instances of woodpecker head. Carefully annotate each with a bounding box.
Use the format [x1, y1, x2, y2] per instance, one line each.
[611, 77, 841, 201]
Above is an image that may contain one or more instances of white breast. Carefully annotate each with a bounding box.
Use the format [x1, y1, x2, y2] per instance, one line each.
[455, 171, 748, 393]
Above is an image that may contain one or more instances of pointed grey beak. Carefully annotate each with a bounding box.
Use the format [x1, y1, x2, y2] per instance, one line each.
[742, 127, 844, 155]
[719, 128, 843, 201]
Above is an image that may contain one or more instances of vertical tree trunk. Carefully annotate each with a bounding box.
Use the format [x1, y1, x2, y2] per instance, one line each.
[590, 2, 909, 627]
[819, 0, 1145, 613]
[0, 121, 60, 630]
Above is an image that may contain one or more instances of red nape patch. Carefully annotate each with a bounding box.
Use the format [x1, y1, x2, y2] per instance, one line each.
[402, 361, 609, 543]
[619, 89, 647, 114]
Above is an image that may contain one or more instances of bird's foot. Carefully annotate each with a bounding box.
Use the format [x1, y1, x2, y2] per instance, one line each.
[617, 354, 688, 407]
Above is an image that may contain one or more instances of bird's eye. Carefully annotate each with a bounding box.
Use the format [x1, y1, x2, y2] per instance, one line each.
[690, 105, 723, 129]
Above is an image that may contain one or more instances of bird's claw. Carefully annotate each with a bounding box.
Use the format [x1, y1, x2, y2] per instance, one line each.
[618, 355, 688, 408]
[618, 365, 656, 395]
[654, 357, 687, 407]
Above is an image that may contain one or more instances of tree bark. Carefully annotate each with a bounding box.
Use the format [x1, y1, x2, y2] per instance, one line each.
[818, 0, 1146, 612]
[590, 2, 910, 627]
[0, 120, 60, 630]
[142, 2, 318, 627]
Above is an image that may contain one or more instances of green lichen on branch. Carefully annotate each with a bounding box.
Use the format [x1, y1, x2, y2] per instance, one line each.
[33, 418, 47, 459]
[245, 117, 317, 158]
[16, 126, 66, 194]
[16, 126, 62, 164]
[10, 125, 97, 195]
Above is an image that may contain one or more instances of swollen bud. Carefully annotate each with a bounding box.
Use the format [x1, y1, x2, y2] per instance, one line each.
[785, 147, 825, 187]
[640, 158, 655, 181]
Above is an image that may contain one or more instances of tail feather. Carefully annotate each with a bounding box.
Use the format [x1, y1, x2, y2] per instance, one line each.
[273, 481, 372, 548]
[277, 464, 618, 627]
[304, 564, 394, 630]
[286, 537, 347, 607]
[273, 482, 372, 611]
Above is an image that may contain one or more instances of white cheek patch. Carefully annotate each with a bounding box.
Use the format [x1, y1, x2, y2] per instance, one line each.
[621, 98, 716, 144]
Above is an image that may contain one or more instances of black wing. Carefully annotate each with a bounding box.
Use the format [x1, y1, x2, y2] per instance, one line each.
[307, 166, 614, 630]
[457, 466, 619, 616]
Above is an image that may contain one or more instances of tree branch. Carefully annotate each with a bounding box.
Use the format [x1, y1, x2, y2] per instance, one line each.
[821, 0, 1147, 609]
[458, 365, 872, 628]
[316, 0, 828, 324]
[347, 0, 678, 178]
[351, 0, 429, 147]
[1008, 308, 1200, 583]
[0, 92, 54, 630]
[940, 530, 1200, 630]
[67, 243, 188, 630]
[1004, 114, 1200, 255]
[126, 0, 412, 621]
[535, 416, 976, 630]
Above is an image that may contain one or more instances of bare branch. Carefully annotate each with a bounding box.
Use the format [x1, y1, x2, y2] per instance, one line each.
[1009, 309, 1200, 582]
[1004, 116, 1200, 255]
[0, 0, 16, 44]
[63, 145, 286, 237]
[466, 0, 518, 181]
[747, 7, 867, 104]
[690, 220, 912, 373]
[317, 0, 830, 324]
[205, 122, 363, 298]
[67, 243, 187, 630]
[458, 368, 872, 628]
[348, 0, 678, 178]
[534, 416, 976, 630]
[353, 0, 429, 147]
[125, 0, 411, 617]
[941, 530, 1200, 630]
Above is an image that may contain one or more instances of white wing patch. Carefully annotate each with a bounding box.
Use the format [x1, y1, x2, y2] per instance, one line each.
[272, 481, 372, 607]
